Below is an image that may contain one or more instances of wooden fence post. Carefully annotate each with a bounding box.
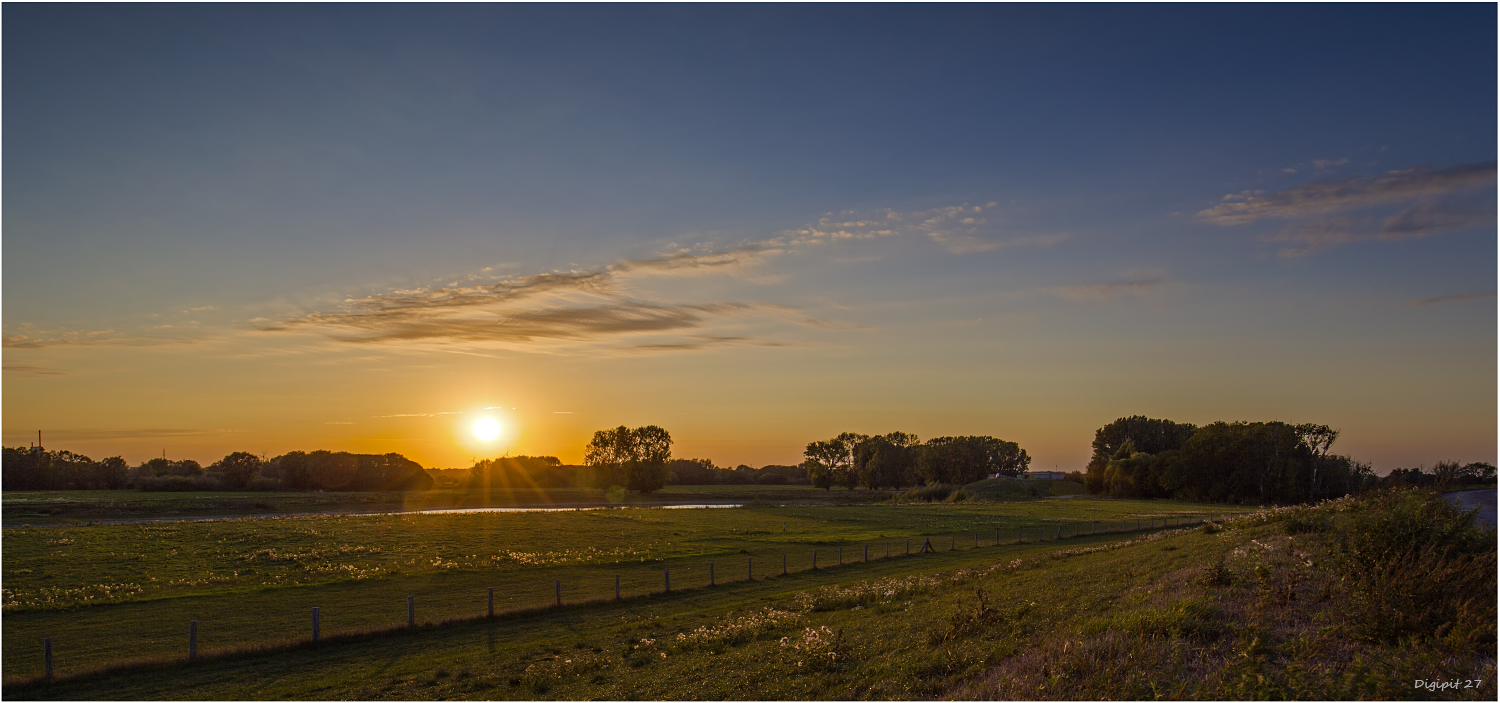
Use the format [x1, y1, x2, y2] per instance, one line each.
[782, 554, 787, 575]
[813, 550, 817, 569]
[995, 528, 999, 546]
[974, 533, 978, 548]
[864, 544, 868, 562]
[886, 541, 890, 558]
[488, 587, 495, 616]
[838, 546, 842, 565]
[408, 596, 415, 627]
[906, 539, 910, 555]
[312, 607, 320, 642]
[189, 620, 197, 660]
[555, 580, 562, 606]
[950, 535, 955, 550]
[615, 575, 621, 600]
[1055, 526, 1061, 540]
[710, 563, 715, 586]
[664, 569, 670, 593]
[747, 557, 752, 581]
[43, 638, 52, 680]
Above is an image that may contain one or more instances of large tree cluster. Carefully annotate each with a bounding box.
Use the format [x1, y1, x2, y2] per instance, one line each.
[583, 425, 673, 494]
[802, 432, 1030, 490]
[1084, 415, 1372, 504]
[1, 447, 430, 492]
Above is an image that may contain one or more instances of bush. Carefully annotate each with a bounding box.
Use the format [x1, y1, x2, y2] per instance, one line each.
[892, 484, 956, 503]
[1329, 488, 1496, 648]
[135, 475, 225, 492]
[246, 477, 283, 491]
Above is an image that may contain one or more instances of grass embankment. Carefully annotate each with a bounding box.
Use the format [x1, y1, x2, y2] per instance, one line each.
[2, 498, 1234, 680]
[4, 488, 1491, 701]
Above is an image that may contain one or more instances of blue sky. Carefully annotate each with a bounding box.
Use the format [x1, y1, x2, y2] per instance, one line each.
[4, 4, 1494, 470]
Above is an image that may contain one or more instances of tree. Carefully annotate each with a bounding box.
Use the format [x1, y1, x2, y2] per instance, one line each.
[98, 456, 130, 489]
[276, 451, 311, 490]
[211, 452, 263, 490]
[1085, 416, 1197, 493]
[832, 432, 868, 488]
[1295, 424, 1339, 502]
[627, 425, 672, 493]
[803, 438, 850, 490]
[666, 458, 716, 485]
[584, 425, 673, 494]
[1459, 462, 1497, 483]
[854, 432, 921, 489]
[917, 436, 1030, 485]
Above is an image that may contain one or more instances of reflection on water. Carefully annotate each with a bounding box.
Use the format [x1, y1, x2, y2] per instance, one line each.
[414, 503, 743, 515]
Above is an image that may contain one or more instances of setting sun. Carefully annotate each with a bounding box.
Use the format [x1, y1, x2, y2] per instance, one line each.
[472, 417, 502, 442]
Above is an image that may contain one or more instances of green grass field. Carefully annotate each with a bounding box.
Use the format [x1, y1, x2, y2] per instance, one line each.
[2, 492, 1237, 683]
[3, 489, 1491, 700]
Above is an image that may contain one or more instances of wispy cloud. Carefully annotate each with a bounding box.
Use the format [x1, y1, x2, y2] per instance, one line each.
[619, 335, 791, 354]
[260, 199, 1056, 352]
[1412, 291, 1497, 307]
[777, 202, 1070, 254]
[2, 363, 68, 377]
[2, 324, 202, 350]
[264, 243, 832, 352]
[8, 428, 246, 441]
[376, 412, 464, 418]
[1045, 278, 1168, 302]
[1200, 162, 1496, 257]
[1282, 157, 1350, 174]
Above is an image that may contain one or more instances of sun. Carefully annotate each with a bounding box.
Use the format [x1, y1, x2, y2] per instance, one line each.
[472, 417, 502, 442]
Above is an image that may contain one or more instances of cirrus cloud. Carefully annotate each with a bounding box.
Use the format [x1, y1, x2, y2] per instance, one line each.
[1200, 162, 1496, 257]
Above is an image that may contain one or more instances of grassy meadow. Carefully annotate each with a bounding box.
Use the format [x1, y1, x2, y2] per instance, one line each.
[2, 490, 1236, 683]
[3, 488, 1491, 700]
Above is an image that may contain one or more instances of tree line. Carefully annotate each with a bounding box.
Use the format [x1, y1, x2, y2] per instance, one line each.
[802, 432, 1031, 489]
[466, 453, 807, 496]
[8, 418, 1492, 503]
[0, 447, 432, 492]
[1082, 415, 1496, 504]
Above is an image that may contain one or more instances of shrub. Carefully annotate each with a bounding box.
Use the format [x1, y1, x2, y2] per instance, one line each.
[1329, 488, 1496, 648]
[892, 484, 955, 503]
[247, 477, 283, 491]
[135, 475, 225, 492]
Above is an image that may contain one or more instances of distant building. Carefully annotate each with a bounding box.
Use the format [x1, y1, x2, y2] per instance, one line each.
[1022, 470, 1066, 480]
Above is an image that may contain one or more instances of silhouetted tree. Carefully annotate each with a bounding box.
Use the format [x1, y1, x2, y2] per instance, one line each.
[853, 432, 920, 489]
[584, 425, 673, 494]
[210, 452, 263, 490]
[917, 436, 1030, 485]
[1085, 416, 1197, 493]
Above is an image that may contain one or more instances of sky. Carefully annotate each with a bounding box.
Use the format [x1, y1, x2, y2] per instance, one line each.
[3, 4, 1495, 472]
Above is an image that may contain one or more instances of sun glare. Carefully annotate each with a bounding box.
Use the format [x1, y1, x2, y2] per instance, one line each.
[472, 417, 502, 442]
